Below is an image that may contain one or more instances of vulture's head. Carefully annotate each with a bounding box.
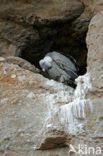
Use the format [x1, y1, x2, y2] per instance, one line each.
[39, 56, 52, 72]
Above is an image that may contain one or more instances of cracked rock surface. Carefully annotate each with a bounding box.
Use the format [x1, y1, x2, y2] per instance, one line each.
[0, 0, 103, 156]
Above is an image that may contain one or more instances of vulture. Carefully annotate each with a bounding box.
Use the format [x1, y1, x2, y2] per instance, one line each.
[39, 51, 79, 88]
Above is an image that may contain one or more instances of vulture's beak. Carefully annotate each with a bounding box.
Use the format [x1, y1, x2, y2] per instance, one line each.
[42, 63, 46, 72]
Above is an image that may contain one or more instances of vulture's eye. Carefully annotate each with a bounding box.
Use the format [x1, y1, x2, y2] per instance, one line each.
[48, 66, 52, 69]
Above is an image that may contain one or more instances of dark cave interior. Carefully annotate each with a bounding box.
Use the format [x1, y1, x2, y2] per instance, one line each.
[20, 17, 90, 76]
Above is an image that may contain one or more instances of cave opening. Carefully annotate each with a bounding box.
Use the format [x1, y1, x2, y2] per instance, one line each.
[20, 17, 90, 76]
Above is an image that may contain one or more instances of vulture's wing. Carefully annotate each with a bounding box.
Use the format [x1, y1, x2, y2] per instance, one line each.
[46, 52, 78, 80]
[54, 58, 78, 80]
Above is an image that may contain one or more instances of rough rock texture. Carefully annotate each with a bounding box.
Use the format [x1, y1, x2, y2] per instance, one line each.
[0, 61, 74, 151]
[66, 10, 103, 155]
[38, 129, 68, 150]
[86, 11, 103, 137]
[87, 11, 103, 92]
[0, 0, 90, 74]
[0, 0, 103, 156]
[0, 148, 69, 156]
[5, 56, 40, 73]
[81, 0, 103, 16]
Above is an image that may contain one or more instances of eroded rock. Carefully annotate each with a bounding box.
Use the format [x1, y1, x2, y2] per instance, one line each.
[38, 129, 68, 150]
[0, 0, 90, 74]
[80, 0, 103, 16]
[86, 11, 103, 140]
[0, 0, 103, 156]
[5, 56, 40, 73]
[36, 11, 103, 152]
[0, 61, 74, 150]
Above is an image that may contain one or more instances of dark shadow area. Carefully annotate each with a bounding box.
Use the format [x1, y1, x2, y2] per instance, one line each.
[21, 17, 90, 75]
[0, 0, 90, 76]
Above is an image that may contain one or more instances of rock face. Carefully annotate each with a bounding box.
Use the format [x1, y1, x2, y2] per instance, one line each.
[0, 0, 103, 156]
[0, 61, 74, 152]
[5, 56, 40, 73]
[81, 0, 103, 16]
[0, 0, 90, 74]
[86, 11, 103, 137]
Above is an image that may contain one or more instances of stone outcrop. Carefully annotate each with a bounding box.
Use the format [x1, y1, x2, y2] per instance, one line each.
[80, 0, 103, 16]
[86, 11, 103, 138]
[0, 0, 90, 74]
[5, 56, 40, 73]
[0, 60, 74, 151]
[0, 0, 103, 156]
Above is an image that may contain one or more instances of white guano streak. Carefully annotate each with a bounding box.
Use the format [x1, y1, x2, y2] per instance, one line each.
[59, 73, 93, 135]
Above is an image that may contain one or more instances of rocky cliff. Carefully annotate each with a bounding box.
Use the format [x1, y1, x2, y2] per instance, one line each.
[0, 0, 103, 156]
